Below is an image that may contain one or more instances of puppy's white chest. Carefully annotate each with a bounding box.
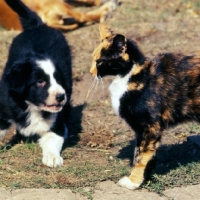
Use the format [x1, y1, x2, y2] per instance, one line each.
[109, 74, 130, 115]
[17, 104, 56, 136]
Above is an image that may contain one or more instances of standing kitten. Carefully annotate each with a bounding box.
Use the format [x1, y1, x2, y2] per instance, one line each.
[90, 24, 200, 190]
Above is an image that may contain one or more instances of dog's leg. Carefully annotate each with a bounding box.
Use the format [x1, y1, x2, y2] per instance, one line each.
[69, 0, 107, 6]
[65, 1, 117, 23]
[0, 0, 22, 30]
[118, 123, 161, 190]
[42, 1, 117, 30]
[82, 1, 117, 23]
[48, 23, 79, 31]
[39, 131, 64, 168]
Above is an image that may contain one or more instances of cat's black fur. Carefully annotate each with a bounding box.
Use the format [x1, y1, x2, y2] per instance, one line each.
[90, 24, 200, 190]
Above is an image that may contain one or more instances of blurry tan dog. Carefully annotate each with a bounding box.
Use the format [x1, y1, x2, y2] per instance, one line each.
[0, 0, 117, 31]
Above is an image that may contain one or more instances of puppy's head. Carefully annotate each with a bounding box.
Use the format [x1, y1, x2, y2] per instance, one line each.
[5, 58, 67, 113]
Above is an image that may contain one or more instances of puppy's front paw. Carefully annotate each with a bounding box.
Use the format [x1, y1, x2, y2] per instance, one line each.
[118, 177, 140, 190]
[42, 153, 63, 168]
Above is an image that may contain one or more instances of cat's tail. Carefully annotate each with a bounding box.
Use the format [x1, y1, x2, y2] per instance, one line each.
[4, 0, 43, 30]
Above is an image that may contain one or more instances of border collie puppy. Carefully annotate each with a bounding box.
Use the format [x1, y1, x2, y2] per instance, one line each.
[0, 0, 72, 167]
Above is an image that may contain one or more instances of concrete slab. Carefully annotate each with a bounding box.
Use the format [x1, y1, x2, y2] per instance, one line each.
[0, 188, 87, 200]
[164, 184, 200, 200]
[1, 182, 200, 200]
[92, 181, 167, 200]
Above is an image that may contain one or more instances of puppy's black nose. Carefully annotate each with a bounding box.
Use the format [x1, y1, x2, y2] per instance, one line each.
[56, 94, 65, 102]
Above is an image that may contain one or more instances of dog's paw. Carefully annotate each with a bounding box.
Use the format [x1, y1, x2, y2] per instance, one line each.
[99, 1, 117, 22]
[118, 177, 140, 190]
[42, 153, 63, 168]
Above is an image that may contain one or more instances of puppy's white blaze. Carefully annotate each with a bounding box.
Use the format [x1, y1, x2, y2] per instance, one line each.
[39, 131, 64, 167]
[18, 102, 57, 136]
[109, 69, 132, 115]
[36, 59, 66, 103]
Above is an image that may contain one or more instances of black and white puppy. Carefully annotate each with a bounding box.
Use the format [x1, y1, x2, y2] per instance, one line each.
[0, 0, 72, 167]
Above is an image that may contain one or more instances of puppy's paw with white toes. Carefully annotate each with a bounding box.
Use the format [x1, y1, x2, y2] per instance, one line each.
[42, 153, 63, 168]
[118, 177, 140, 190]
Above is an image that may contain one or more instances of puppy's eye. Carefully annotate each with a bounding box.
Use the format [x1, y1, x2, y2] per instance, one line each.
[37, 79, 46, 87]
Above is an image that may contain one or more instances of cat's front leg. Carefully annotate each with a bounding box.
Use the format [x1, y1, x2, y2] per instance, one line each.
[118, 124, 161, 190]
[39, 131, 65, 168]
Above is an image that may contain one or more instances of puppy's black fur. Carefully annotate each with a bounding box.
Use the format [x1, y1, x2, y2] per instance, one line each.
[0, 0, 72, 167]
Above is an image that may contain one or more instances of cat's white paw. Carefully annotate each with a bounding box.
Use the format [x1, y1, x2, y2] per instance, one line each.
[118, 177, 140, 190]
[42, 153, 63, 168]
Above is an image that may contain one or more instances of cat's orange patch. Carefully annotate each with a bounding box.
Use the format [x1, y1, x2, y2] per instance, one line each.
[131, 64, 143, 75]
[129, 143, 157, 184]
[131, 61, 149, 76]
[149, 122, 160, 133]
[162, 109, 173, 121]
[90, 38, 113, 76]
[92, 40, 111, 59]
[147, 100, 156, 108]
[90, 63, 98, 76]
[122, 53, 129, 61]
[128, 82, 144, 91]
[99, 24, 114, 40]
[156, 76, 164, 85]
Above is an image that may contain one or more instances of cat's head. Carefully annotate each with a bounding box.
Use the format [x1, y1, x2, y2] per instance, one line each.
[90, 24, 145, 78]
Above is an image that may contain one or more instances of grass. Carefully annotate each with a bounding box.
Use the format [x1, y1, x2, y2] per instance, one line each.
[144, 161, 200, 194]
[1, 132, 200, 199]
[0, 140, 130, 200]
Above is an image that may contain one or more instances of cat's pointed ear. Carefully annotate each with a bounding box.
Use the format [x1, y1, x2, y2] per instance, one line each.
[112, 34, 127, 50]
[99, 24, 113, 40]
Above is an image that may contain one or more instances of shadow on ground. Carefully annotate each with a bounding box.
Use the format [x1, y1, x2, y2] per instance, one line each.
[0, 103, 85, 151]
[117, 135, 200, 178]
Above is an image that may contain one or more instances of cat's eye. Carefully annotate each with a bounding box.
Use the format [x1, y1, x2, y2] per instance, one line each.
[37, 79, 46, 87]
[96, 60, 103, 66]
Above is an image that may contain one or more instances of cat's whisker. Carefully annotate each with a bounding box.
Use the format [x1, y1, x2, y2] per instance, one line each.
[99, 77, 105, 98]
[90, 77, 101, 99]
[86, 76, 99, 100]
[86, 77, 97, 100]
[94, 77, 100, 92]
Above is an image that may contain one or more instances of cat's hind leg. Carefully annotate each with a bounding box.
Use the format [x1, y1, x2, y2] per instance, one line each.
[118, 123, 161, 190]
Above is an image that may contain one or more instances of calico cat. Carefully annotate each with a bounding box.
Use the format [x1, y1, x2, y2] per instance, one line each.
[89, 24, 200, 190]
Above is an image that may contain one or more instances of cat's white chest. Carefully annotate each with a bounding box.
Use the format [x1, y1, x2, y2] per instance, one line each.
[109, 73, 130, 115]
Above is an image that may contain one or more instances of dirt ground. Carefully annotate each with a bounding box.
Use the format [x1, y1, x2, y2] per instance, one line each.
[1, 0, 200, 199]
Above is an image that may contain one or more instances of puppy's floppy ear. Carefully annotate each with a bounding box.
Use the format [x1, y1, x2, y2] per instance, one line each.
[4, 61, 32, 98]
[112, 34, 127, 52]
